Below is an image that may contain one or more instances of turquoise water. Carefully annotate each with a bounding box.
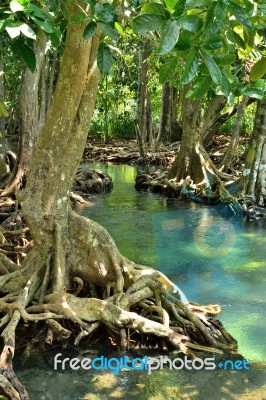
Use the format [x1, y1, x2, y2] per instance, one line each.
[82, 163, 266, 363]
[15, 163, 266, 399]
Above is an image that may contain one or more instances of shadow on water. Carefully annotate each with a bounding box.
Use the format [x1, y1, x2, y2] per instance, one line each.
[15, 163, 266, 399]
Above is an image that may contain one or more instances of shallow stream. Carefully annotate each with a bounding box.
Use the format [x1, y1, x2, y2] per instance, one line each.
[16, 163, 266, 400]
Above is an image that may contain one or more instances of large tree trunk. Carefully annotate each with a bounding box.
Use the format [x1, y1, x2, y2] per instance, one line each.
[168, 86, 204, 183]
[238, 99, 266, 206]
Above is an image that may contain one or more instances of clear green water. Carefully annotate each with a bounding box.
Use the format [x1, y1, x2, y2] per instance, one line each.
[16, 163, 266, 400]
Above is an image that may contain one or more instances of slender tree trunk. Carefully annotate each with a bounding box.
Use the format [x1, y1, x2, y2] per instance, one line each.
[158, 82, 181, 144]
[222, 96, 249, 173]
[135, 39, 152, 159]
[238, 99, 266, 206]
[0, 38, 7, 176]
[2, 32, 47, 195]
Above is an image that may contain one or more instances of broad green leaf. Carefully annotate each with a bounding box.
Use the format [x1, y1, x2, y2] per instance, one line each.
[173, 0, 186, 16]
[230, 3, 253, 36]
[70, 12, 88, 24]
[214, 53, 236, 65]
[0, 100, 9, 117]
[83, 21, 97, 39]
[250, 58, 266, 81]
[215, 0, 228, 19]
[141, 3, 165, 15]
[133, 14, 165, 33]
[226, 29, 245, 49]
[158, 19, 180, 54]
[164, 0, 179, 11]
[180, 49, 198, 84]
[201, 50, 222, 84]
[201, 35, 223, 50]
[97, 43, 113, 74]
[10, 0, 24, 12]
[186, 76, 211, 99]
[30, 15, 54, 33]
[48, 28, 62, 48]
[95, 3, 116, 23]
[159, 57, 177, 83]
[175, 30, 192, 51]
[204, 1, 216, 29]
[220, 72, 231, 95]
[241, 85, 264, 99]
[20, 23, 36, 39]
[179, 15, 203, 32]
[98, 22, 119, 41]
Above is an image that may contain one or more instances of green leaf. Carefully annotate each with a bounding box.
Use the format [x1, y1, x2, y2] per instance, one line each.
[114, 22, 123, 36]
[48, 28, 62, 48]
[97, 43, 113, 74]
[164, 0, 179, 11]
[175, 30, 192, 51]
[159, 57, 177, 83]
[173, 0, 186, 16]
[201, 50, 222, 84]
[19, 23, 36, 39]
[95, 3, 117, 23]
[186, 76, 211, 99]
[12, 38, 36, 72]
[158, 19, 180, 54]
[230, 2, 253, 36]
[214, 53, 236, 65]
[179, 15, 203, 32]
[0, 100, 9, 117]
[215, 0, 228, 20]
[204, 1, 216, 30]
[30, 15, 54, 33]
[227, 30, 245, 49]
[250, 58, 266, 81]
[10, 0, 24, 12]
[220, 72, 231, 95]
[241, 85, 264, 99]
[83, 21, 97, 39]
[180, 49, 198, 84]
[132, 14, 165, 33]
[141, 2, 165, 15]
[70, 12, 88, 24]
[201, 35, 223, 50]
[98, 22, 119, 41]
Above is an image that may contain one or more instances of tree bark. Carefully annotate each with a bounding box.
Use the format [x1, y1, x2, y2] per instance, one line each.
[222, 96, 249, 173]
[168, 86, 204, 183]
[1, 32, 47, 196]
[238, 98, 266, 206]
[135, 39, 153, 159]
[158, 82, 181, 144]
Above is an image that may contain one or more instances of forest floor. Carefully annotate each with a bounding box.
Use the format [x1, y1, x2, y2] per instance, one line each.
[83, 134, 250, 173]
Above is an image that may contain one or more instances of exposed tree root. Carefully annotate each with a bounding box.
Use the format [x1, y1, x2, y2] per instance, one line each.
[135, 147, 238, 206]
[0, 211, 238, 399]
